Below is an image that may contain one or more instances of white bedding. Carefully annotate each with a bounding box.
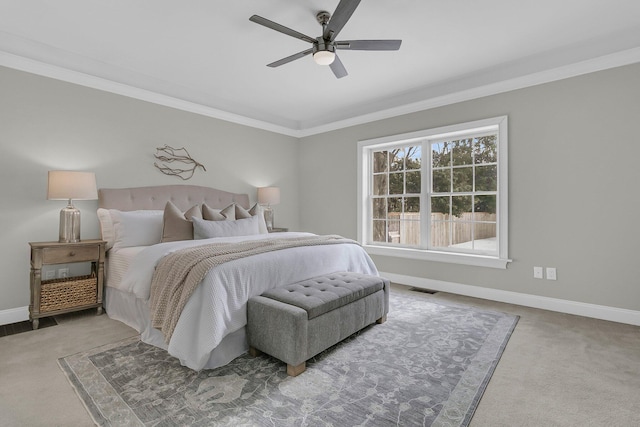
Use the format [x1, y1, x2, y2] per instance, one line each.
[105, 232, 378, 370]
[105, 246, 146, 289]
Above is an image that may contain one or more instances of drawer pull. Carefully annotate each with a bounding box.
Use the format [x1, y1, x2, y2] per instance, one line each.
[69, 251, 76, 257]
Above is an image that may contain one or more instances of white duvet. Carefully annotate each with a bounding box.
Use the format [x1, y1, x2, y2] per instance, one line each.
[114, 232, 378, 370]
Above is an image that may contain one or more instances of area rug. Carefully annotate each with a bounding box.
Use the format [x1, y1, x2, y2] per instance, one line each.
[59, 292, 518, 426]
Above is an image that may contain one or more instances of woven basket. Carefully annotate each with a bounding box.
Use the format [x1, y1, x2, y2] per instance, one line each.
[40, 274, 97, 313]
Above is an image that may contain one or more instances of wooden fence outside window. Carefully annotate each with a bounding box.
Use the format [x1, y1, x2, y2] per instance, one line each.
[387, 212, 496, 246]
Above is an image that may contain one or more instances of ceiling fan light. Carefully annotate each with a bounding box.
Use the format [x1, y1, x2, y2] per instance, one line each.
[313, 50, 335, 65]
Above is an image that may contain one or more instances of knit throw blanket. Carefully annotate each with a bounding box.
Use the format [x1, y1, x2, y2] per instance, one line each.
[150, 235, 358, 342]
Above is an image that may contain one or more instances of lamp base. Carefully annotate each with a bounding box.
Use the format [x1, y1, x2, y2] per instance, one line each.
[59, 204, 81, 243]
[263, 206, 274, 232]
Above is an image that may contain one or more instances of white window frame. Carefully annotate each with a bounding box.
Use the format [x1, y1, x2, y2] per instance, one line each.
[357, 116, 511, 269]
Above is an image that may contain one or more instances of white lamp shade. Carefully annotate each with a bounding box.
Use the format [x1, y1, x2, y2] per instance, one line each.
[313, 50, 335, 65]
[47, 171, 98, 201]
[257, 187, 280, 205]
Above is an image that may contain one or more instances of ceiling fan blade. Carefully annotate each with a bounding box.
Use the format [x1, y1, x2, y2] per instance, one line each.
[267, 48, 314, 68]
[335, 40, 402, 51]
[323, 0, 361, 41]
[250, 15, 316, 44]
[329, 54, 348, 79]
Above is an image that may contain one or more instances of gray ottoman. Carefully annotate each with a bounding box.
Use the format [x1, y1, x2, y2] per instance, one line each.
[247, 271, 389, 376]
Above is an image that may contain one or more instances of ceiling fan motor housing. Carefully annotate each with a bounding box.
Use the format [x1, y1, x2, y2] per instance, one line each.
[313, 38, 335, 55]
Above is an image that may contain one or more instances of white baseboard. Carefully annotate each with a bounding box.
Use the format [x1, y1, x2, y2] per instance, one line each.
[4, 275, 638, 327]
[381, 271, 640, 326]
[0, 306, 29, 326]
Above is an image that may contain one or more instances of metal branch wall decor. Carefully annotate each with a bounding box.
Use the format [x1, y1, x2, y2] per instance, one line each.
[154, 145, 206, 180]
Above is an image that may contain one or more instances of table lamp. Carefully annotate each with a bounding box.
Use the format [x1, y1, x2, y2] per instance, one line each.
[47, 171, 98, 243]
[257, 186, 280, 232]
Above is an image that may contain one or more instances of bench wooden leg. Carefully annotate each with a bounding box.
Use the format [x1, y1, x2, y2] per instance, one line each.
[376, 315, 387, 324]
[287, 362, 306, 377]
[249, 346, 262, 357]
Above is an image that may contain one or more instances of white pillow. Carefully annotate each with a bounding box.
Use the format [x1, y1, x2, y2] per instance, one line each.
[110, 210, 164, 249]
[97, 208, 115, 250]
[193, 215, 261, 239]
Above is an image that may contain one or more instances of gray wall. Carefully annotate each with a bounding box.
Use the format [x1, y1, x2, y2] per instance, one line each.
[2, 62, 639, 315]
[0, 66, 299, 311]
[299, 63, 640, 312]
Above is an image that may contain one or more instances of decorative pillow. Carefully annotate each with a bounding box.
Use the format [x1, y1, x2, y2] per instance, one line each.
[202, 203, 236, 221]
[161, 201, 203, 242]
[109, 209, 164, 249]
[235, 203, 269, 234]
[193, 215, 261, 239]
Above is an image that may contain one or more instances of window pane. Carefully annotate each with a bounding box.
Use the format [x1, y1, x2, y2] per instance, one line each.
[474, 222, 497, 253]
[404, 197, 420, 213]
[452, 167, 473, 192]
[452, 138, 473, 166]
[373, 174, 387, 195]
[372, 198, 386, 219]
[389, 148, 404, 171]
[474, 135, 497, 164]
[432, 142, 450, 168]
[452, 224, 472, 248]
[431, 196, 449, 215]
[373, 151, 388, 173]
[399, 220, 420, 246]
[452, 195, 472, 219]
[474, 215, 496, 233]
[432, 169, 450, 193]
[431, 221, 450, 247]
[406, 146, 422, 170]
[406, 171, 421, 194]
[372, 220, 386, 242]
[474, 221, 496, 240]
[474, 195, 496, 215]
[388, 197, 402, 214]
[388, 219, 400, 243]
[475, 165, 497, 192]
[389, 172, 404, 195]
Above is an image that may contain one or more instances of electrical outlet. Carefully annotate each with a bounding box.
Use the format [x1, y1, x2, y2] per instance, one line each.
[58, 268, 69, 278]
[533, 266, 543, 279]
[44, 270, 55, 280]
[546, 267, 557, 281]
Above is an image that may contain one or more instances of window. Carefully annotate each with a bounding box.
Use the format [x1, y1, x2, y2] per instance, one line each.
[358, 117, 510, 268]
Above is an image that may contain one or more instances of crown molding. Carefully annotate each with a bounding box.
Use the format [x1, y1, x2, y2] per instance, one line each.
[0, 51, 301, 138]
[296, 47, 640, 137]
[2, 47, 640, 138]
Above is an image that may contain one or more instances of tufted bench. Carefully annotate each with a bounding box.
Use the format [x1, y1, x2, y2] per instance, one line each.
[247, 271, 389, 376]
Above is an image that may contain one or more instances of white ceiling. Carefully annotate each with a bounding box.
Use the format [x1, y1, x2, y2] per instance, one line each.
[1, 0, 640, 136]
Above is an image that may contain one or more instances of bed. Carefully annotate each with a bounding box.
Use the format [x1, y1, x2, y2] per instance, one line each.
[97, 184, 378, 370]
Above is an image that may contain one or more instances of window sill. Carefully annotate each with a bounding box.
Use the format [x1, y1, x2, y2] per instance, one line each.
[363, 244, 511, 269]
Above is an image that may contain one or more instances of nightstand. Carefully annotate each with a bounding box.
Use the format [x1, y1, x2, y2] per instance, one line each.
[269, 227, 289, 233]
[29, 240, 105, 329]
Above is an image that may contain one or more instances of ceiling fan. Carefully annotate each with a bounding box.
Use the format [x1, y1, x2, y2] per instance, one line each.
[249, 0, 402, 79]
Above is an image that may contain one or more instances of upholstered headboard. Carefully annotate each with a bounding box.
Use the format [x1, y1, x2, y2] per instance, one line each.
[98, 185, 250, 211]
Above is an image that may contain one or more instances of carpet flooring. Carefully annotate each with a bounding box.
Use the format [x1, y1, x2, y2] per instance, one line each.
[59, 293, 518, 426]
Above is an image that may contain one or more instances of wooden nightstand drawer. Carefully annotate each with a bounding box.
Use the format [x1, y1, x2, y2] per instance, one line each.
[41, 245, 99, 264]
